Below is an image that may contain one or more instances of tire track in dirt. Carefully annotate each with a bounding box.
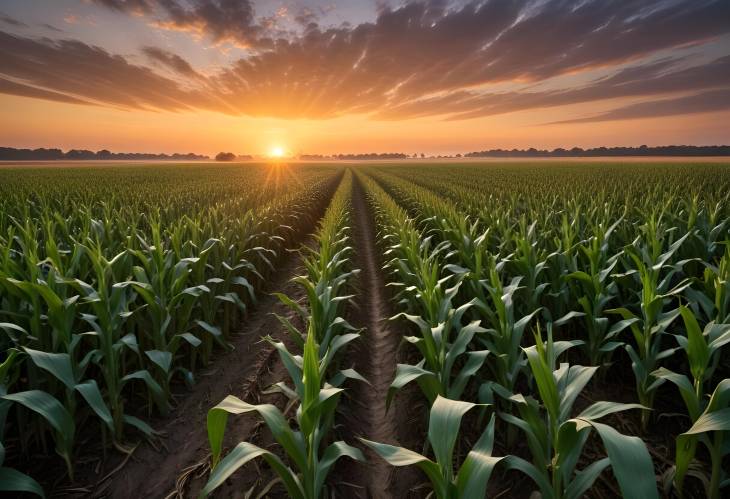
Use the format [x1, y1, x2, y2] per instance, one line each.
[338, 174, 416, 498]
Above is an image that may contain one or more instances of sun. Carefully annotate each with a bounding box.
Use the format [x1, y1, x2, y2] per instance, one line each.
[269, 146, 286, 158]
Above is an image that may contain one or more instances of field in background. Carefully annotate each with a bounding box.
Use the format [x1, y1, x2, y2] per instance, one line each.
[1, 161, 729, 498]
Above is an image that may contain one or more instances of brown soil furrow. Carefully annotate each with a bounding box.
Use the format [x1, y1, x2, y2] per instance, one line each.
[339, 174, 408, 498]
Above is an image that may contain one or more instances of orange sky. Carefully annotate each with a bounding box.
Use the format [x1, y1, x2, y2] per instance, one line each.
[1, 1, 729, 156]
[3, 94, 730, 156]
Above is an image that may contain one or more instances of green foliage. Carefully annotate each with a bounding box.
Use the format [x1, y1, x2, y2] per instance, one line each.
[201, 173, 364, 498]
[363, 395, 505, 499]
[0, 163, 340, 489]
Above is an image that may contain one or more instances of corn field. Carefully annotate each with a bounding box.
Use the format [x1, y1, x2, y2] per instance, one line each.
[1, 161, 729, 498]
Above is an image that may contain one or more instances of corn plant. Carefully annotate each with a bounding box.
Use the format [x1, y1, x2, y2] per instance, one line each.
[563, 217, 625, 366]
[488, 326, 657, 499]
[473, 258, 541, 395]
[672, 380, 730, 499]
[0, 350, 44, 497]
[362, 174, 489, 404]
[201, 172, 363, 498]
[653, 306, 730, 498]
[608, 227, 693, 429]
[201, 331, 364, 499]
[388, 298, 489, 406]
[686, 242, 730, 324]
[362, 395, 506, 499]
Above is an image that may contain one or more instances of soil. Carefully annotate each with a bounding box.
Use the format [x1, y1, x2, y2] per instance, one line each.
[329, 174, 425, 499]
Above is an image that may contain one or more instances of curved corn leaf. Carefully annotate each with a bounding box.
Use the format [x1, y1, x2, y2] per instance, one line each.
[0, 466, 45, 498]
[199, 441, 303, 499]
[574, 418, 658, 499]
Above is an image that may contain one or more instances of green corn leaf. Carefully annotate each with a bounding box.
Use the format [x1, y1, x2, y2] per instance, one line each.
[199, 441, 303, 499]
[387, 362, 440, 408]
[679, 306, 709, 382]
[502, 455, 554, 499]
[651, 367, 700, 421]
[2, 390, 75, 439]
[23, 348, 76, 391]
[525, 346, 560, 423]
[195, 320, 222, 339]
[74, 380, 113, 432]
[683, 407, 730, 435]
[449, 350, 488, 400]
[564, 458, 611, 499]
[314, 441, 365, 495]
[455, 414, 504, 499]
[428, 395, 476, 479]
[121, 370, 169, 414]
[0, 466, 46, 498]
[145, 350, 173, 374]
[574, 419, 658, 499]
[123, 414, 156, 437]
[559, 365, 598, 422]
[207, 395, 306, 472]
[360, 438, 446, 496]
[0, 323, 29, 342]
[577, 401, 646, 421]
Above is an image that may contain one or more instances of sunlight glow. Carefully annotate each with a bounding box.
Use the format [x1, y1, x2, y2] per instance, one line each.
[269, 146, 286, 158]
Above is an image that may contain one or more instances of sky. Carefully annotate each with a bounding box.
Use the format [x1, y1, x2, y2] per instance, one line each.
[0, 0, 729, 156]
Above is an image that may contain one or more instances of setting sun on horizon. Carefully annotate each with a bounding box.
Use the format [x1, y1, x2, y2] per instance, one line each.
[269, 145, 286, 159]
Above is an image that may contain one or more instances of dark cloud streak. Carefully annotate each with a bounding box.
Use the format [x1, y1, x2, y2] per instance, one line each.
[1, 13, 28, 27]
[549, 88, 730, 124]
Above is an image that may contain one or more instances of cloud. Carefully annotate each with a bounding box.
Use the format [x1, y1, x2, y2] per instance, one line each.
[40, 23, 64, 33]
[90, 0, 153, 14]
[0, 30, 213, 112]
[0, 13, 27, 28]
[3, 1, 730, 123]
[90, 0, 266, 47]
[0, 76, 91, 105]
[383, 54, 730, 121]
[142, 46, 203, 78]
[549, 88, 730, 124]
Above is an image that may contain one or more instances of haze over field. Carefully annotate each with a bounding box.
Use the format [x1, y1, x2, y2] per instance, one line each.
[1, 0, 729, 156]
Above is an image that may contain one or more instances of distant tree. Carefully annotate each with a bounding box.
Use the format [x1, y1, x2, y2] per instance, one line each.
[215, 152, 236, 161]
[420, 153, 425, 158]
[66, 149, 95, 160]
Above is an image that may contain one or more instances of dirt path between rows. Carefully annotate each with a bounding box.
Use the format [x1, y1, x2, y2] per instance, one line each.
[334, 174, 422, 498]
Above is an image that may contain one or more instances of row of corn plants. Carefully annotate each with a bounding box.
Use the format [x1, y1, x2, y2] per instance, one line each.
[372, 165, 730, 496]
[0, 164, 340, 496]
[200, 170, 366, 498]
[358, 163, 730, 498]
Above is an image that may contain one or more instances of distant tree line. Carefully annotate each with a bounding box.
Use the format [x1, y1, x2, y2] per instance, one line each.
[465, 145, 730, 157]
[300, 153, 409, 160]
[0, 147, 209, 161]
